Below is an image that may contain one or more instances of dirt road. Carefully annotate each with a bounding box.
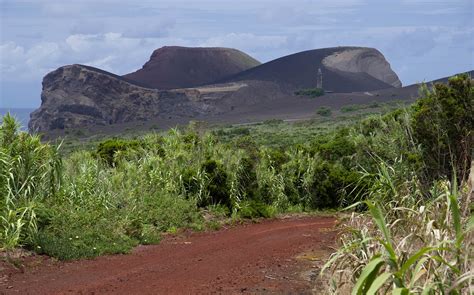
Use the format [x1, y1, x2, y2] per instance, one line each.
[1, 216, 337, 294]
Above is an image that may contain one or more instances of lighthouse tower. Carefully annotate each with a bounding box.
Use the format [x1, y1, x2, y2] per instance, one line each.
[316, 68, 323, 89]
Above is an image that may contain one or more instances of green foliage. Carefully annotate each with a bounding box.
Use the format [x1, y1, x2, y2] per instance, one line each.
[311, 127, 356, 162]
[322, 76, 474, 293]
[34, 217, 137, 260]
[0, 113, 61, 251]
[96, 138, 142, 166]
[201, 159, 231, 208]
[295, 87, 325, 98]
[3, 75, 471, 270]
[316, 106, 332, 117]
[340, 102, 381, 113]
[237, 200, 276, 219]
[340, 105, 360, 113]
[411, 74, 473, 182]
[2, 106, 407, 257]
[213, 127, 250, 137]
[324, 173, 473, 293]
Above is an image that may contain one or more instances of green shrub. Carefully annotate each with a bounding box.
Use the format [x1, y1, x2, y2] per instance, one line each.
[138, 193, 202, 233]
[311, 127, 356, 163]
[368, 101, 380, 108]
[263, 119, 284, 125]
[316, 106, 332, 117]
[340, 102, 381, 113]
[305, 161, 349, 209]
[295, 88, 325, 98]
[202, 159, 231, 208]
[228, 127, 251, 136]
[411, 74, 473, 183]
[237, 200, 276, 219]
[237, 156, 258, 200]
[96, 138, 142, 166]
[34, 224, 137, 260]
[340, 104, 360, 113]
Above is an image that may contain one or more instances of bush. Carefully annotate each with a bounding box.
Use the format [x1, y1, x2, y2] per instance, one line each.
[411, 74, 473, 183]
[316, 106, 332, 117]
[96, 138, 142, 166]
[34, 221, 137, 260]
[138, 193, 202, 233]
[295, 88, 325, 98]
[305, 161, 349, 208]
[201, 159, 231, 208]
[340, 104, 360, 113]
[311, 127, 356, 163]
[321, 75, 473, 293]
[237, 200, 276, 219]
[263, 119, 284, 125]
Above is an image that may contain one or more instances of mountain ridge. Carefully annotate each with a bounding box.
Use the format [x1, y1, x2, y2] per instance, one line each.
[28, 46, 469, 135]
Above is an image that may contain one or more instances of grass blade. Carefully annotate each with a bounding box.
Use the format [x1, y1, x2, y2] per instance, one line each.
[398, 246, 436, 278]
[352, 255, 385, 295]
[366, 272, 392, 295]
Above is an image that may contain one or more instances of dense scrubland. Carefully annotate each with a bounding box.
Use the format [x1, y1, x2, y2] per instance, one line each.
[1, 75, 472, 293]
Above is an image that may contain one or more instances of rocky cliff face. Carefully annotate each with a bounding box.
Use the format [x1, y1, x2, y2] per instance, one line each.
[322, 48, 402, 87]
[29, 65, 217, 132]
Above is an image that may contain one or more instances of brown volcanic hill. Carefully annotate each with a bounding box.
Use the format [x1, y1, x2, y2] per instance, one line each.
[218, 46, 401, 93]
[123, 46, 261, 89]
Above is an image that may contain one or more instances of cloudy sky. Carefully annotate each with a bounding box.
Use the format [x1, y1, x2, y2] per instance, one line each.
[1, 0, 473, 108]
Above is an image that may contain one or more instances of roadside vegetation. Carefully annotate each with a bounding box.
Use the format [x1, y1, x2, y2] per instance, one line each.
[340, 101, 380, 113]
[295, 87, 325, 98]
[1, 75, 472, 292]
[323, 74, 473, 294]
[316, 106, 332, 117]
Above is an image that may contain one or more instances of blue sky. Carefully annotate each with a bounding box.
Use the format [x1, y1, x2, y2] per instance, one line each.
[1, 0, 473, 108]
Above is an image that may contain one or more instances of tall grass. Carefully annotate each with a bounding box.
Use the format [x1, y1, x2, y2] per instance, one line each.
[1, 119, 355, 259]
[1, 108, 375, 259]
[1, 114, 61, 251]
[321, 75, 473, 294]
[323, 170, 472, 294]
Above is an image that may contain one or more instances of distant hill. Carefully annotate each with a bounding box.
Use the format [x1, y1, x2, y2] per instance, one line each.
[29, 43, 471, 136]
[123, 46, 261, 89]
[218, 47, 401, 93]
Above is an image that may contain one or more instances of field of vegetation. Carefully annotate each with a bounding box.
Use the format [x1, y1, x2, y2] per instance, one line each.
[1, 75, 472, 293]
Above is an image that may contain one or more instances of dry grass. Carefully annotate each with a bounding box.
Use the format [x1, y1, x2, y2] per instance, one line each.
[322, 171, 473, 294]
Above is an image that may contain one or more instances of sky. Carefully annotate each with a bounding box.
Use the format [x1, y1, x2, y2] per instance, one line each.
[1, 0, 473, 108]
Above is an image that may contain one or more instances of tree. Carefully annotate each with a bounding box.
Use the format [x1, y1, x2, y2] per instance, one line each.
[411, 74, 473, 183]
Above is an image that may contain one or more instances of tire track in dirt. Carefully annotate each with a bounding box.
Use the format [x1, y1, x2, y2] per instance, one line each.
[1, 216, 337, 294]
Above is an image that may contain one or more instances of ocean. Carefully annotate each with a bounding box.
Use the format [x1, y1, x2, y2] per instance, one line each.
[0, 108, 36, 130]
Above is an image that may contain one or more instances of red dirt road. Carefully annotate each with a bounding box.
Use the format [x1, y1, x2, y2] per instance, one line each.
[1, 216, 337, 294]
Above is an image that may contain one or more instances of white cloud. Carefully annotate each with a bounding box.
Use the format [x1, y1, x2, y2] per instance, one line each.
[1, 0, 473, 107]
[201, 33, 287, 51]
[0, 32, 194, 82]
[26, 42, 61, 67]
[386, 28, 438, 57]
[0, 42, 25, 73]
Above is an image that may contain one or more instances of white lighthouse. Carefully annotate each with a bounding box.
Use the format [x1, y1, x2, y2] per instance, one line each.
[316, 67, 323, 89]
